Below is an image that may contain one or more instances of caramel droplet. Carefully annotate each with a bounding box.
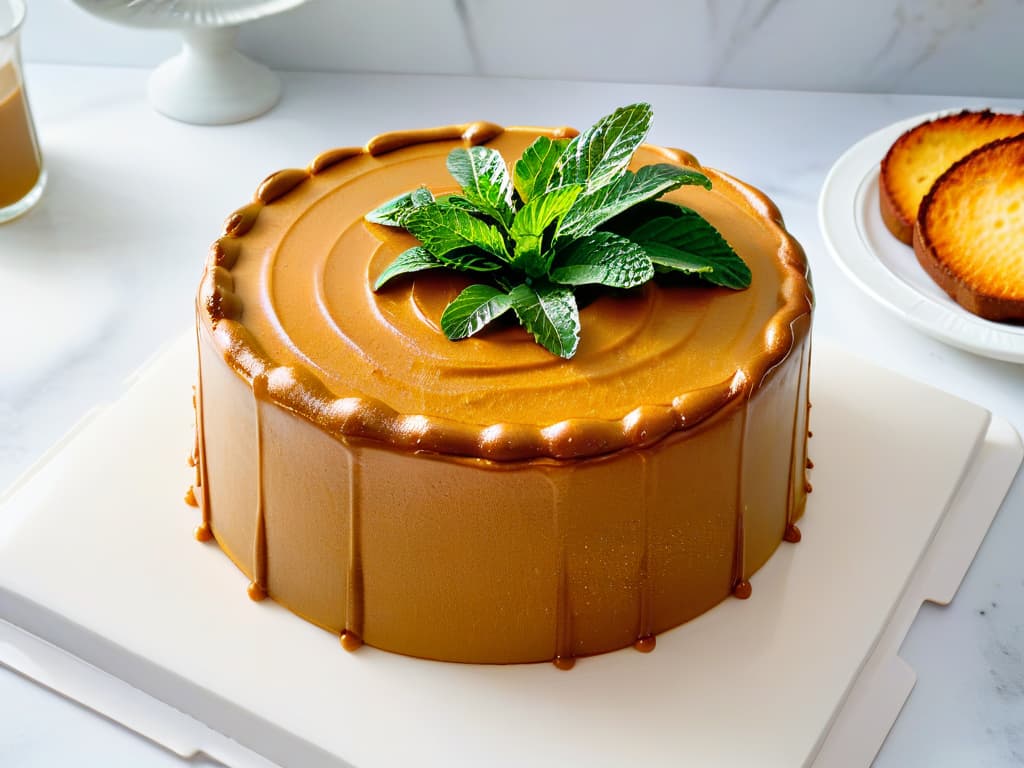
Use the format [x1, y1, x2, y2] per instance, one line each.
[805, 481, 814, 493]
[256, 168, 309, 204]
[194, 522, 213, 542]
[340, 630, 363, 652]
[733, 580, 753, 599]
[309, 146, 362, 175]
[553, 655, 576, 671]
[808, 430, 814, 438]
[247, 581, 267, 601]
[183, 486, 198, 507]
[187, 454, 196, 468]
[806, 457, 814, 469]
[784, 524, 802, 543]
[634, 635, 657, 653]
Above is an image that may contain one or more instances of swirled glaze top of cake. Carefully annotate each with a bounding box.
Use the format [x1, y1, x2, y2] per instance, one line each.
[199, 122, 812, 460]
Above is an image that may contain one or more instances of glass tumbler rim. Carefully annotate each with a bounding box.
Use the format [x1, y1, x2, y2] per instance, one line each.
[1, 0, 26, 40]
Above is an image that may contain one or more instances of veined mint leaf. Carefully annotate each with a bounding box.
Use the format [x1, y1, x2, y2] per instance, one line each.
[550, 232, 654, 288]
[601, 200, 685, 236]
[441, 284, 515, 339]
[374, 247, 503, 291]
[436, 194, 482, 214]
[639, 242, 714, 275]
[630, 212, 751, 289]
[374, 246, 444, 290]
[447, 147, 515, 229]
[404, 203, 511, 262]
[366, 186, 435, 226]
[559, 164, 711, 239]
[560, 103, 652, 193]
[438, 249, 507, 272]
[509, 282, 580, 358]
[509, 185, 583, 277]
[513, 136, 569, 203]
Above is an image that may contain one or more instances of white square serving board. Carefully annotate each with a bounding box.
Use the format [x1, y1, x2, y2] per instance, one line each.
[0, 333, 1020, 768]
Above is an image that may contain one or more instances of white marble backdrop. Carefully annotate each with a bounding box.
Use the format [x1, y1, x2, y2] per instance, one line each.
[21, 0, 1024, 97]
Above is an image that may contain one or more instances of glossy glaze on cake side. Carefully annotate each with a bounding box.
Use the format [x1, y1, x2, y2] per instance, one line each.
[190, 122, 814, 665]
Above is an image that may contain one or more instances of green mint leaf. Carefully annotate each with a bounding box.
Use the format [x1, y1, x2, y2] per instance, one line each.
[440, 284, 514, 340]
[549, 232, 654, 288]
[638, 242, 715, 275]
[366, 187, 435, 226]
[374, 246, 444, 290]
[446, 146, 515, 229]
[404, 203, 511, 262]
[513, 136, 569, 204]
[436, 194, 482, 214]
[375, 247, 502, 291]
[438, 249, 506, 273]
[600, 200, 685, 236]
[559, 103, 652, 193]
[559, 164, 711, 239]
[630, 212, 751, 289]
[509, 282, 580, 358]
[509, 185, 583, 277]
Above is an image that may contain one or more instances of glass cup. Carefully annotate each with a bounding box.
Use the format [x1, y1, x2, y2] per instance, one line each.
[0, 0, 44, 224]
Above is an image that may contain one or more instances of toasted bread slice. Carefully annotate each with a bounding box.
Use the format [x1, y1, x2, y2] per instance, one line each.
[913, 134, 1024, 322]
[880, 110, 1024, 244]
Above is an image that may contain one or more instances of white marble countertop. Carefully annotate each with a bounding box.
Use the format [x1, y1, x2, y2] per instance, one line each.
[0, 64, 1021, 767]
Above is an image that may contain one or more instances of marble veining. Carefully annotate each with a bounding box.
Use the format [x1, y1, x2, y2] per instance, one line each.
[19, 0, 1024, 97]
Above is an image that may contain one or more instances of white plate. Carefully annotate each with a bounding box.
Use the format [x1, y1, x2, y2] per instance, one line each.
[818, 111, 1024, 364]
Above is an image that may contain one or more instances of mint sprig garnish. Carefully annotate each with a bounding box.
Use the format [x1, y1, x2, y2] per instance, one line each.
[446, 147, 515, 229]
[367, 103, 751, 358]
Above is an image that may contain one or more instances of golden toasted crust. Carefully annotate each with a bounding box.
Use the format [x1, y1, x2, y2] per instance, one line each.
[880, 110, 1024, 244]
[913, 133, 1024, 322]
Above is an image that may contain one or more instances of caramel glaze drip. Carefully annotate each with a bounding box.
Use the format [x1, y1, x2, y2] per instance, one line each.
[193, 325, 214, 544]
[552, 480, 573, 670]
[783, 342, 807, 544]
[188, 386, 199, 470]
[184, 487, 198, 507]
[800, 350, 814, 502]
[733, 580, 753, 600]
[195, 522, 213, 543]
[248, 374, 270, 602]
[731, 389, 751, 599]
[634, 635, 657, 653]
[340, 630, 363, 652]
[340, 445, 365, 651]
[635, 454, 653, 653]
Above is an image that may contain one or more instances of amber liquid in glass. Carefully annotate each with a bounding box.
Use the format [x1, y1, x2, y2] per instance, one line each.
[0, 61, 41, 208]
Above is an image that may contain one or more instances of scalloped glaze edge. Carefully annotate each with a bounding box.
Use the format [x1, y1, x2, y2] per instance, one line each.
[196, 122, 813, 462]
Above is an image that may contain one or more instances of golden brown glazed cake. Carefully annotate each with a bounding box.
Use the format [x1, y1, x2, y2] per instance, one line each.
[914, 133, 1024, 322]
[190, 121, 814, 667]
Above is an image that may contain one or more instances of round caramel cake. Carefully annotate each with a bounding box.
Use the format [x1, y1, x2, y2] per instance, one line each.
[190, 121, 814, 666]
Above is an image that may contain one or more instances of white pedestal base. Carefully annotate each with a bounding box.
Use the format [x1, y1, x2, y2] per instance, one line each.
[148, 27, 281, 125]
